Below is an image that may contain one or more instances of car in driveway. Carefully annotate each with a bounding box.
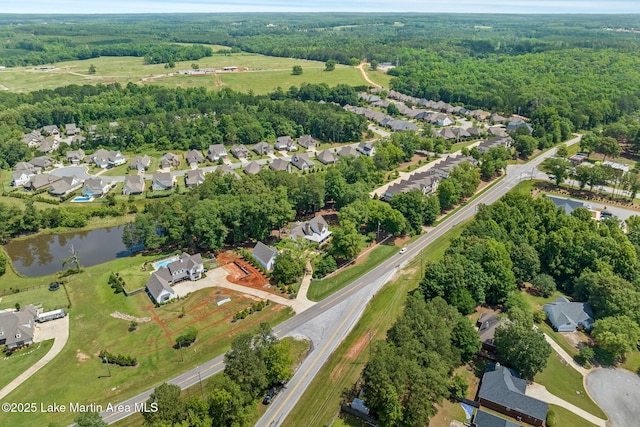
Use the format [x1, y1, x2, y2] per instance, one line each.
[399, 247, 408, 254]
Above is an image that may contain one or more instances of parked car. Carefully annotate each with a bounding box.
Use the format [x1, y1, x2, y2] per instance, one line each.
[263, 388, 277, 405]
[48, 282, 60, 291]
[399, 247, 408, 254]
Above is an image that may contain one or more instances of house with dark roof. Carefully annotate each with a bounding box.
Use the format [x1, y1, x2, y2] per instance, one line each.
[152, 172, 174, 191]
[383, 172, 439, 201]
[185, 149, 205, 166]
[65, 123, 81, 136]
[23, 130, 44, 148]
[216, 164, 241, 179]
[546, 195, 594, 217]
[253, 141, 274, 156]
[544, 296, 594, 332]
[208, 144, 228, 162]
[490, 113, 508, 124]
[184, 169, 205, 188]
[291, 215, 332, 245]
[130, 155, 151, 172]
[123, 175, 145, 195]
[244, 161, 262, 175]
[290, 153, 315, 171]
[66, 149, 85, 164]
[252, 241, 277, 271]
[0, 305, 38, 350]
[82, 178, 111, 198]
[230, 144, 251, 160]
[145, 253, 204, 304]
[478, 363, 548, 427]
[488, 127, 509, 138]
[506, 119, 533, 133]
[473, 409, 521, 427]
[477, 136, 513, 153]
[357, 141, 376, 157]
[316, 150, 338, 165]
[477, 312, 501, 356]
[270, 158, 291, 172]
[161, 153, 180, 169]
[275, 136, 298, 152]
[298, 135, 317, 150]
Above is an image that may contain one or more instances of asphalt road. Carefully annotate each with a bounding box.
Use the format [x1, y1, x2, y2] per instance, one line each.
[100, 135, 581, 425]
[586, 367, 640, 427]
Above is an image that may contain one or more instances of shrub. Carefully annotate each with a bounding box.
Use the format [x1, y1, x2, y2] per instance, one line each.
[99, 350, 137, 367]
[546, 410, 556, 427]
[575, 346, 595, 367]
[174, 326, 198, 348]
[108, 272, 126, 293]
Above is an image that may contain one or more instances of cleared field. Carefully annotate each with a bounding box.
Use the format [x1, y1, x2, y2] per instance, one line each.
[0, 254, 294, 427]
[0, 52, 369, 93]
[0, 283, 70, 312]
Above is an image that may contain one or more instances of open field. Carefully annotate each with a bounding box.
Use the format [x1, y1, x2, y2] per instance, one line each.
[0, 254, 294, 427]
[283, 223, 467, 427]
[0, 340, 54, 390]
[0, 283, 70, 312]
[0, 52, 370, 94]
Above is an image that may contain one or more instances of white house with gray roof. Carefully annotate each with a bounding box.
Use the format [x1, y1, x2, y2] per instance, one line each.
[145, 253, 204, 304]
[291, 215, 332, 245]
[0, 305, 38, 350]
[543, 296, 594, 332]
[275, 136, 298, 152]
[252, 241, 277, 271]
[207, 144, 227, 162]
[123, 175, 145, 195]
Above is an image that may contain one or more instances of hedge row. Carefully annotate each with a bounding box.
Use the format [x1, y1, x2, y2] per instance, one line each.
[233, 300, 269, 322]
[99, 349, 137, 367]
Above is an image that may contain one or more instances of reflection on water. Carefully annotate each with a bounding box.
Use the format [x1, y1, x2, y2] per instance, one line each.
[4, 226, 130, 277]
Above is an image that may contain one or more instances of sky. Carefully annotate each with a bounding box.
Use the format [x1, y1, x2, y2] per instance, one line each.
[3, 1, 640, 15]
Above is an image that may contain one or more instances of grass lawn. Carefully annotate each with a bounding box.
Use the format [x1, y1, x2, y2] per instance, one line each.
[364, 69, 393, 88]
[0, 52, 368, 94]
[1, 255, 294, 427]
[0, 283, 70, 311]
[621, 350, 640, 374]
[549, 404, 599, 427]
[450, 139, 480, 153]
[0, 340, 54, 389]
[535, 353, 607, 419]
[283, 222, 467, 427]
[306, 243, 397, 301]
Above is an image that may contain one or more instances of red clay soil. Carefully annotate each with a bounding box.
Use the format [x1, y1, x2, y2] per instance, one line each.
[216, 251, 279, 294]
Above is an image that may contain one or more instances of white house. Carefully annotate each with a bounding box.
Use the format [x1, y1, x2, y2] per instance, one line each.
[290, 215, 332, 245]
[252, 241, 277, 271]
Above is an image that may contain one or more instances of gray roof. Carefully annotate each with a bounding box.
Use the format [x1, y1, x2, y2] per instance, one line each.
[130, 155, 151, 170]
[29, 173, 60, 190]
[298, 135, 317, 148]
[146, 269, 174, 302]
[270, 158, 290, 171]
[316, 150, 338, 164]
[337, 146, 360, 157]
[252, 242, 277, 267]
[253, 141, 273, 154]
[49, 176, 80, 195]
[124, 175, 145, 193]
[231, 145, 251, 158]
[546, 195, 590, 216]
[290, 153, 315, 170]
[153, 172, 173, 185]
[478, 364, 548, 422]
[186, 149, 205, 164]
[477, 312, 501, 347]
[161, 153, 180, 168]
[29, 156, 55, 169]
[544, 296, 594, 330]
[244, 161, 262, 175]
[474, 410, 520, 427]
[185, 169, 205, 186]
[0, 306, 37, 348]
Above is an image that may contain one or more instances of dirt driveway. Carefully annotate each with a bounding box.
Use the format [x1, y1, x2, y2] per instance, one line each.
[586, 367, 640, 427]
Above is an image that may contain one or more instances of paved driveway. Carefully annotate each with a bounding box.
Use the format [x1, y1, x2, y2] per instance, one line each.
[586, 368, 640, 427]
[50, 165, 92, 180]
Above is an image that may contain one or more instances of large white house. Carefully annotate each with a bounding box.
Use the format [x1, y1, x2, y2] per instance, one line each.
[145, 253, 204, 304]
[290, 215, 332, 245]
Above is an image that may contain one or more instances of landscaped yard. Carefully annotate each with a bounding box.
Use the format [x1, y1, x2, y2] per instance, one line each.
[0, 283, 70, 312]
[549, 404, 599, 427]
[1, 255, 294, 427]
[0, 340, 53, 389]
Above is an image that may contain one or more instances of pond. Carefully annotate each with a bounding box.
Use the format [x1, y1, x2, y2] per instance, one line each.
[4, 226, 131, 277]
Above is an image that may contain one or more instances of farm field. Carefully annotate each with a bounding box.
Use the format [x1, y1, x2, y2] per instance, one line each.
[0, 50, 374, 93]
[0, 254, 294, 427]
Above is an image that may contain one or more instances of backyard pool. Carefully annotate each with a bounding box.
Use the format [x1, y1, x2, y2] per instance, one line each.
[71, 196, 94, 202]
[153, 257, 179, 269]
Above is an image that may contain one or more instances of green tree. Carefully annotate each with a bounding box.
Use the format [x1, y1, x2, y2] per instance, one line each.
[449, 161, 481, 198]
[330, 220, 361, 260]
[531, 273, 556, 297]
[224, 333, 268, 397]
[451, 317, 481, 362]
[437, 178, 460, 210]
[0, 253, 6, 277]
[494, 322, 551, 380]
[579, 132, 600, 154]
[88, 64, 97, 74]
[208, 378, 250, 427]
[271, 249, 305, 285]
[510, 243, 540, 283]
[574, 165, 592, 190]
[292, 65, 303, 75]
[370, 59, 379, 70]
[325, 59, 337, 71]
[596, 136, 621, 161]
[191, 63, 199, 70]
[143, 383, 185, 426]
[74, 412, 107, 427]
[541, 157, 570, 185]
[592, 315, 640, 361]
[556, 143, 569, 157]
[386, 103, 401, 116]
[514, 135, 538, 159]
[189, 200, 228, 251]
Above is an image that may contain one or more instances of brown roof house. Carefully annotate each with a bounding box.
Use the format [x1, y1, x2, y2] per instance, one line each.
[66, 149, 85, 164]
[0, 305, 38, 350]
[253, 142, 274, 156]
[26, 173, 61, 191]
[230, 145, 251, 160]
[49, 176, 82, 196]
[123, 175, 145, 195]
[161, 153, 181, 170]
[270, 158, 291, 172]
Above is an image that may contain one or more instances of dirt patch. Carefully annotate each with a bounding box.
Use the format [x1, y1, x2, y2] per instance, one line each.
[110, 312, 151, 323]
[345, 333, 372, 360]
[217, 252, 273, 292]
[76, 350, 90, 363]
[329, 363, 345, 382]
[561, 331, 592, 350]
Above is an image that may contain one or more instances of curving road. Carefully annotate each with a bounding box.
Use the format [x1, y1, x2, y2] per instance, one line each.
[101, 135, 581, 425]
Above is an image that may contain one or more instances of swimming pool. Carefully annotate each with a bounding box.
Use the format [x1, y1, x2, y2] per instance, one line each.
[153, 257, 179, 269]
[71, 196, 94, 203]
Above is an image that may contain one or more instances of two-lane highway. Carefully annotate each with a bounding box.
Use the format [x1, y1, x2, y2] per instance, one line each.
[101, 135, 580, 425]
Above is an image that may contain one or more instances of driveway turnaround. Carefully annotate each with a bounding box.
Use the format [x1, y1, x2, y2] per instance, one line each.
[0, 315, 69, 400]
[586, 367, 640, 427]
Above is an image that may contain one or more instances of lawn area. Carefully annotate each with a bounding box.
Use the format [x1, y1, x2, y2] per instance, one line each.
[450, 139, 480, 153]
[283, 222, 467, 427]
[1, 256, 294, 427]
[0, 283, 70, 311]
[535, 353, 607, 419]
[306, 243, 397, 302]
[364, 68, 393, 88]
[549, 404, 599, 427]
[0, 340, 53, 389]
[0, 52, 366, 94]
[621, 350, 640, 374]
